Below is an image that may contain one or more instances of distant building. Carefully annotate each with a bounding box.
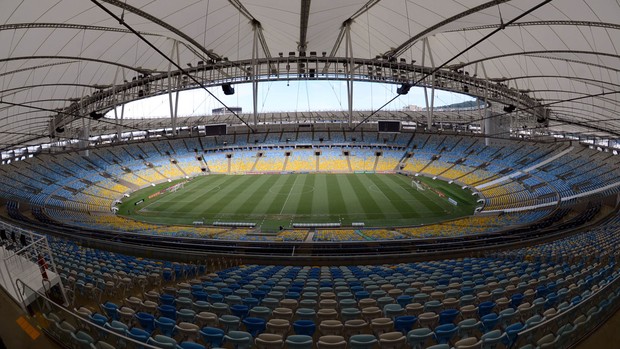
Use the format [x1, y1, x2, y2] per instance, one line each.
[404, 105, 424, 111]
[212, 107, 242, 115]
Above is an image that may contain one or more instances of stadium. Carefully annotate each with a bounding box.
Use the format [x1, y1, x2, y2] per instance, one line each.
[0, 1, 619, 348]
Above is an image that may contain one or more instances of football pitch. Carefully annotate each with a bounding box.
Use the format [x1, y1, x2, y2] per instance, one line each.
[119, 173, 478, 231]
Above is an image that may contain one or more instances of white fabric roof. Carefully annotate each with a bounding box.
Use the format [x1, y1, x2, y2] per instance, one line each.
[1, 0, 619, 149]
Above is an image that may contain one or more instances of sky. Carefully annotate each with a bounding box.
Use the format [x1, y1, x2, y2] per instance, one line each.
[106, 81, 474, 119]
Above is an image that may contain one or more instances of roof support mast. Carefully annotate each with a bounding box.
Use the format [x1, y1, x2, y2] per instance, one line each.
[345, 20, 354, 128]
[479, 62, 489, 135]
[168, 40, 181, 136]
[421, 38, 436, 130]
[298, 0, 311, 55]
[112, 66, 126, 140]
[252, 21, 259, 127]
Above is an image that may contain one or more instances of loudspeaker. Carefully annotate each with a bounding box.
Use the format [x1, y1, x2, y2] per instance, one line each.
[503, 104, 516, 113]
[222, 84, 235, 95]
[90, 111, 104, 120]
[537, 109, 550, 126]
[397, 83, 411, 95]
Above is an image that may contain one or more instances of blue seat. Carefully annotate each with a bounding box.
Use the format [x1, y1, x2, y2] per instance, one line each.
[510, 293, 524, 308]
[355, 291, 370, 301]
[251, 290, 266, 301]
[179, 342, 206, 349]
[396, 295, 413, 307]
[200, 327, 225, 348]
[242, 297, 260, 308]
[480, 313, 500, 333]
[159, 294, 176, 306]
[126, 327, 150, 343]
[155, 316, 176, 337]
[89, 313, 108, 328]
[438, 309, 459, 325]
[394, 315, 417, 334]
[242, 317, 266, 337]
[101, 302, 119, 321]
[134, 312, 155, 333]
[478, 301, 496, 317]
[192, 291, 209, 302]
[545, 293, 558, 309]
[286, 291, 301, 299]
[434, 323, 457, 344]
[293, 320, 316, 336]
[158, 304, 177, 320]
[503, 322, 524, 347]
[208, 294, 224, 304]
[230, 304, 250, 319]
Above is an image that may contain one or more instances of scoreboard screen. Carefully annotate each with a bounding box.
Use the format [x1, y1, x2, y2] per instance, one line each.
[378, 121, 401, 133]
[204, 124, 227, 136]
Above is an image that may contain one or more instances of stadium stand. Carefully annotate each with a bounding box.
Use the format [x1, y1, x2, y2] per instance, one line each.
[1, 132, 620, 243]
[19, 208, 619, 349]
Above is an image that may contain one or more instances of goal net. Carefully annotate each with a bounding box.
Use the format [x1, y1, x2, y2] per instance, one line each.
[168, 182, 185, 193]
[412, 180, 425, 191]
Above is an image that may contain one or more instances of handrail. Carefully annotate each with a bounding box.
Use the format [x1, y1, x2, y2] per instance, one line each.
[15, 279, 161, 349]
[513, 267, 620, 348]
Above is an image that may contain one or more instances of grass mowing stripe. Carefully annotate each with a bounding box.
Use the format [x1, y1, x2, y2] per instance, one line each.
[295, 174, 315, 215]
[166, 175, 240, 214]
[362, 174, 410, 218]
[335, 174, 365, 218]
[372, 174, 422, 218]
[165, 175, 230, 212]
[142, 175, 228, 214]
[345, 174, 387, 220]
[326, 174, 347, 220]
[279, 174, 300, 214]
[264, 175, 299, 215]
[249, 175, 286, 215]
[218, 175, 272, 215]
[193, 175, 255, 216]
[312, 174, 330, 215]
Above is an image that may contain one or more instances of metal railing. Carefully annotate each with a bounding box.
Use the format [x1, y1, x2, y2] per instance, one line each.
[0, 221, 67, 308]
[16, 279, 160, 349]
[514, 264, 620, 348]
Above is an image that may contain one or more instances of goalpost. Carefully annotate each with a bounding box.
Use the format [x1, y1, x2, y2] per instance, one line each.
[412, 180, 425, 191]
[168, 182, 185, 193]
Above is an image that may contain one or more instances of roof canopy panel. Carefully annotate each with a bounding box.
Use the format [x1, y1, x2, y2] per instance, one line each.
[1, 0, 620, 150]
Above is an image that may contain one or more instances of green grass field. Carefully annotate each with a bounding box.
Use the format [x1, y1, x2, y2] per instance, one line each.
[118, 173, 478, 231]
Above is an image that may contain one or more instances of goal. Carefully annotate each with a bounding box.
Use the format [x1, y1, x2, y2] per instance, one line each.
[412, 180, 425, 191]
[168, 182, 185, 193]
